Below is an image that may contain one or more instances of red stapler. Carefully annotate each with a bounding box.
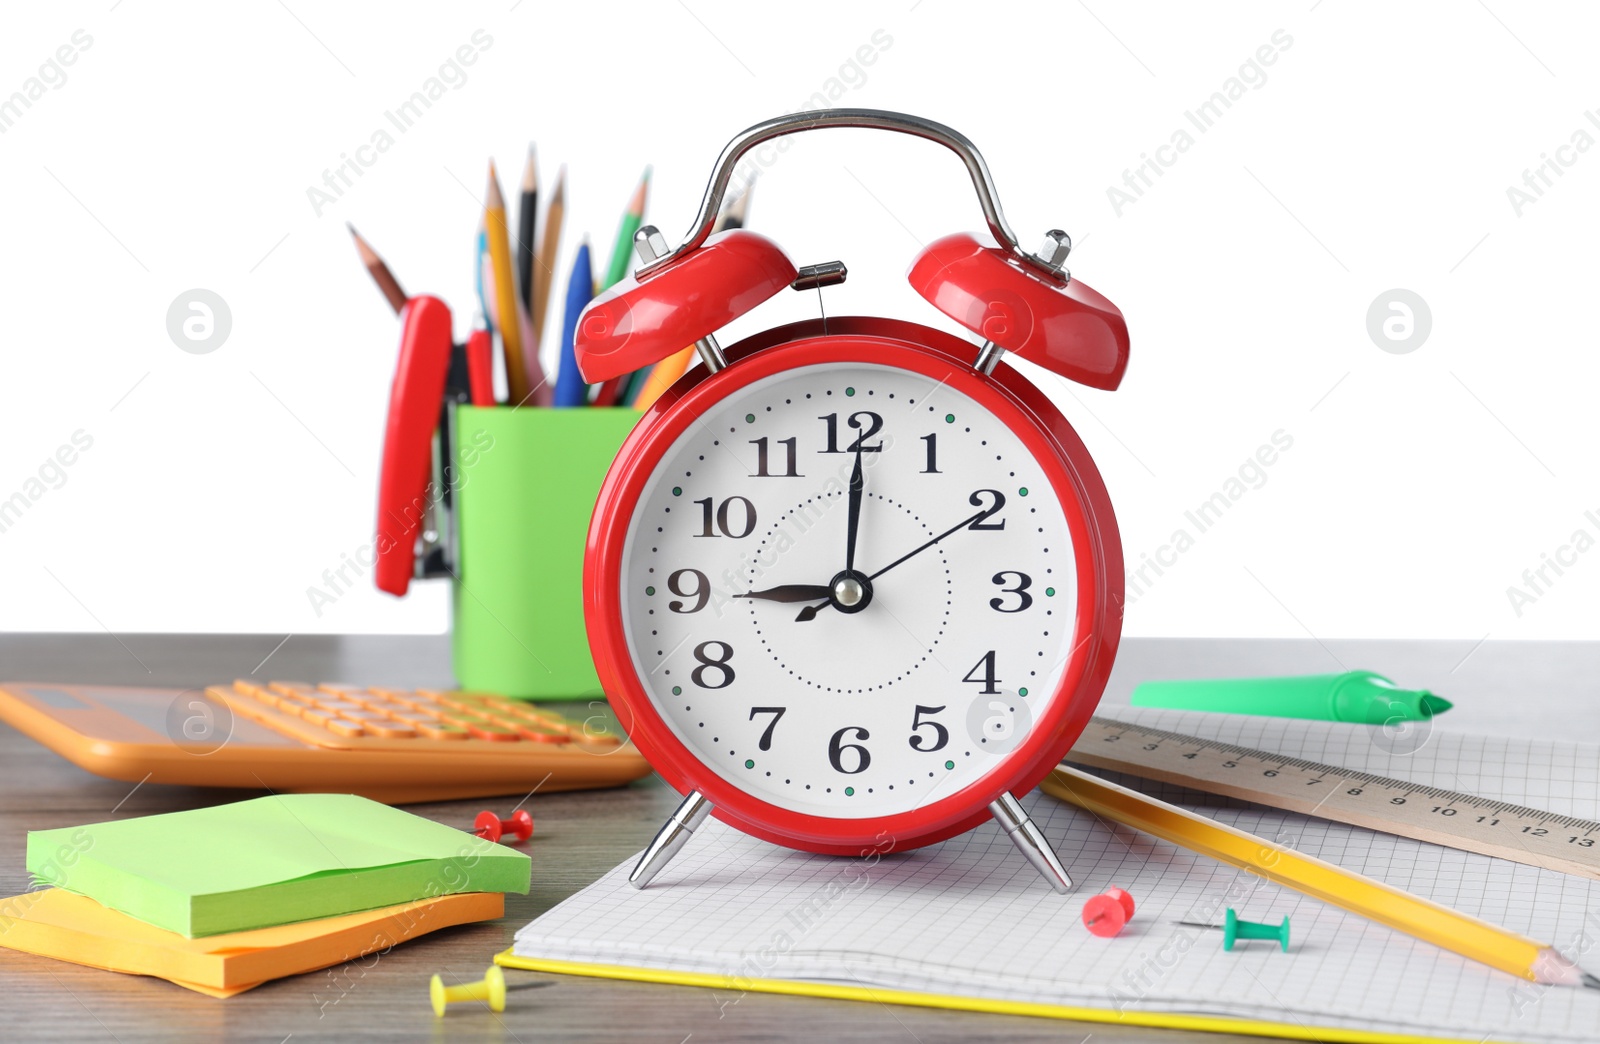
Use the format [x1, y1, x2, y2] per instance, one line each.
[375, 295, 454, 596]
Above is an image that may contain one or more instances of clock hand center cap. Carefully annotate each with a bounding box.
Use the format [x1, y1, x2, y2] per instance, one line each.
[828, 570, 873, 614]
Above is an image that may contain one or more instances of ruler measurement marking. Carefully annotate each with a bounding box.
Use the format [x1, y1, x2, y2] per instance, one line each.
[1070, 717, 1600, 880]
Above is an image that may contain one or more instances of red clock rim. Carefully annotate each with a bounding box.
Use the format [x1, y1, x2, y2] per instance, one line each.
[584, 317, 1123, 855]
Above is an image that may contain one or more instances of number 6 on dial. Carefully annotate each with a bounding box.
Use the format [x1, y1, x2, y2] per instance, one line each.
[575, 110, 1128, 894]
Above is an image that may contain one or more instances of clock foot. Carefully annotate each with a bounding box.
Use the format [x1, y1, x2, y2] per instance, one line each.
[990, 791, 1073, 893]
[629, 790, 713, 889]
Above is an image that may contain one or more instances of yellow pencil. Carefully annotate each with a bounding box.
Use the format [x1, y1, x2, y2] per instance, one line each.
[1041, 765, 1599, 989]
[484, 161, 530, 405]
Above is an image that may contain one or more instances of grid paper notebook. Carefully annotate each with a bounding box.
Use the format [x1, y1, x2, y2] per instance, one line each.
[513, 711, 1600, 1043]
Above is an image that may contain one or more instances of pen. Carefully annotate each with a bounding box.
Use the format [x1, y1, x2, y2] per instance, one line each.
[466, 327, 495, 407]
[475, 224, 494, 336]
[517, 143, 538, 318]
[552, 240, 593, 408]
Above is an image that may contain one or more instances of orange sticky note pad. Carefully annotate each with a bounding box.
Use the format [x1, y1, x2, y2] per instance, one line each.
[0, 888, 503, 997]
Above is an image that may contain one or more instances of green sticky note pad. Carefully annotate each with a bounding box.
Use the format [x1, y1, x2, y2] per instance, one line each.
[26, 794, 532, 938]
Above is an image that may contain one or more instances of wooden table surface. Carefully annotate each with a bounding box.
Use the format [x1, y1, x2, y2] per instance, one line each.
[0, 634, 1590, 1043]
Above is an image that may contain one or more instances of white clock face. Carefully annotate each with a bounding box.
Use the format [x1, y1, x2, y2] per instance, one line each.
[620, 362, 1080, 819]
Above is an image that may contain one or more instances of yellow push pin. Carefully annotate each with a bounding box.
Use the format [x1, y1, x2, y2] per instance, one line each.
[430, 965, 555, 1017]
[431, 965, 506, 1016]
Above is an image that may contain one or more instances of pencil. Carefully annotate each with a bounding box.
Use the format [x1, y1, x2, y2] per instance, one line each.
[347, 223, 407, 315]
[631, 179, 753, 410]
[592, 169, 653, 406]
[1041, 765, 1600, 989]
[531, 165, 567, 352]
[485, 161, 532, 405]
[552, 240, 594, 408]
[513, 154, 552, 406]
[517, 144, 538, 317]
[604, 167, 650, 289]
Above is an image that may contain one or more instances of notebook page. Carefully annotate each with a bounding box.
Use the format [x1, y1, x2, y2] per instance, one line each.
[517, 719, 1600, 1042]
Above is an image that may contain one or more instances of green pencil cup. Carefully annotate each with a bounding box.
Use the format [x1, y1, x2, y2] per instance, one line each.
[450, 405, 639, 700]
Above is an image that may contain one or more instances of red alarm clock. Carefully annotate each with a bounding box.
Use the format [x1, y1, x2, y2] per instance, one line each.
[576, 110, 1128, 892]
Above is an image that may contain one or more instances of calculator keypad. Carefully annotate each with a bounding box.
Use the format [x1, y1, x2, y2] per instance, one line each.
[211, 681, 624, 753]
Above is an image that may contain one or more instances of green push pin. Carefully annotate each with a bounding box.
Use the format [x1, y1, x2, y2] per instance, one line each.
[1178, 908, 1290, 952]
[1224, 908, 1290, 952]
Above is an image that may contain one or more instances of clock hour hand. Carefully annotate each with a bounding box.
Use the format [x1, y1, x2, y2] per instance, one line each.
[735, 584, 833, 603]
[796, 505, 986, 623]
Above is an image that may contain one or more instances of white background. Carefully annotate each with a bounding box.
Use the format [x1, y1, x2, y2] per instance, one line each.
[0, 1, 1595, 642]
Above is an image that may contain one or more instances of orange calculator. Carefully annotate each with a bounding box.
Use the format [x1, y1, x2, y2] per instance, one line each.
[0, 680, 653, 804]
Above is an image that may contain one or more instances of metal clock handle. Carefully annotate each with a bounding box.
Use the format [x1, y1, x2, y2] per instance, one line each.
[636, 108, 1068, 282]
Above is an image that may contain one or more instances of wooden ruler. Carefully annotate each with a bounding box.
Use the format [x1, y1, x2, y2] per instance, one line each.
[1069, 716, 1600, 881]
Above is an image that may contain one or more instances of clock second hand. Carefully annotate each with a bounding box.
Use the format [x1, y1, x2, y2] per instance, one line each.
[795, 508, 987, 622]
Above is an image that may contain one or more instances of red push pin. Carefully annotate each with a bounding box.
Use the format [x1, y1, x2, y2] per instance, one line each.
[1081, 887, 1136, 937]
[473, 809, 533, 844]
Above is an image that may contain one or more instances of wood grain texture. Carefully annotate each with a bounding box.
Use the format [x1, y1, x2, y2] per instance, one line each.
[1, 634, 1588, 1042]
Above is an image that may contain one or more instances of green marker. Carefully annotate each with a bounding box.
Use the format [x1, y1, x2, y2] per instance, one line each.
[1130, 670, 1452, 724]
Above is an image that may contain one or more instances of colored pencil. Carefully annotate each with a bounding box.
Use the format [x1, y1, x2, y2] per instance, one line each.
[484, 161, 532, 405]
[347, 223, 407, 315]
[553, 241, 594, 408]
[592, 169, 653, 406]
[604, 167, 650, 289]
[631, 346, 694, 412]
[531, 165, 567, 352]
[631, 179, 754, 410]
[1041, 766, 1600, 990]
[517, 144, 538, 317]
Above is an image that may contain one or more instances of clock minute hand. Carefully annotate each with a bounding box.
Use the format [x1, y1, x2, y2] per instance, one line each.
[795, 509, 987, 622]
[867, 510, 987, 582]
[735, 584, 834, 603]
